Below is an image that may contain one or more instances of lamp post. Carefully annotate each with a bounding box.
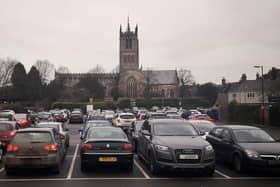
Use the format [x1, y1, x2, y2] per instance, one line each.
[254, 65, 265, 125]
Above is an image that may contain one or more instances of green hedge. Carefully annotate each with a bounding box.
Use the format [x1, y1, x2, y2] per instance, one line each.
[228, 103, 261, 124]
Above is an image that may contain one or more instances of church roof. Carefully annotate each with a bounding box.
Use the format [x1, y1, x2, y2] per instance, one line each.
[143, 70, 178, 85]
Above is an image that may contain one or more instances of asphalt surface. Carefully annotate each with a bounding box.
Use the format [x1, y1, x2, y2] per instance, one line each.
[1, 120, 280, 187]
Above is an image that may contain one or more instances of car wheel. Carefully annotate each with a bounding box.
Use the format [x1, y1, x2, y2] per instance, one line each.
[202, 166, 215, 177]
[125, 162, 133, 172]
[149, 154, 161, 175]
[233, 155, 245, 173]
[81, 161, 88, 172]
[52, 164, 60, 174]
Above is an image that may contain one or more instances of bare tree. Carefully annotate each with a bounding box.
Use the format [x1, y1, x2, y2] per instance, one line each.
[34, 59, 55, 83]
[0, 58, 17, 87]
[111, 65, 119, 73]
[177, 68, 195, 86]
[57, 66, 70, 74]
[88, 64, 105, 74]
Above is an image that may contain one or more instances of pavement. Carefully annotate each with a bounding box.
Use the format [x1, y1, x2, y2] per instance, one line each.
[1, 119, 280, 186]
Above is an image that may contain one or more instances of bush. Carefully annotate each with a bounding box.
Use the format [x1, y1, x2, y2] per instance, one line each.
[228, 103, 261, 124]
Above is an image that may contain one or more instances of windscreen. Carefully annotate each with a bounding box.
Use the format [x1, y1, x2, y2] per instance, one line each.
[87, 128, 125, 139]
[120, 114, 134, 119]
[192, 122, 215, 133]
[12, 132, 52, 143]
[233, 129, 275, 143]
[0, 123, 13, 131]
[154, 123, 198, 136]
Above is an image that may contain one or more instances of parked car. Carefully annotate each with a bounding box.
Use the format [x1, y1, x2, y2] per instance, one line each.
[69, 111, 83, 123]
[103, 110, 115, 121]
[167, 114, 182, 119]
[188, 114, 215, 122]
[0, 121, 21, 153]
[80, 126, 133, 172]
[79, 120, 112, 140]
[5, 128, 64, 175]
[53, 111, 68, 122]
[37, 112, 54, 122]
[137, 119, 215, 175]
[113, 113, 136, 131]
[206, 125, 280, 173]
[0, 113, 16, 121]
[188, 120, 216, 139]
[146, 112, 168, 119]
[127, 120, 144, 153]
[36, 122, 70, 148]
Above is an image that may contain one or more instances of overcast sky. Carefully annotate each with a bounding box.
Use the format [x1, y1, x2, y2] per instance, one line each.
[1, 0, 280, 84]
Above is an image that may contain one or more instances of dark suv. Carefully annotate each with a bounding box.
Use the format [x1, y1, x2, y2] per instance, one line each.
[137, 119, 215, 175]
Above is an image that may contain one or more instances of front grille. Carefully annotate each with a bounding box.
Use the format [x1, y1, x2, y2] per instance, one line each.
[260, 155, 280, 161]
[174, 149, 202, 163]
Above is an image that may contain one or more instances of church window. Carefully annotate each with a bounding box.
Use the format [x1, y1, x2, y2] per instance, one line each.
[127, 77, 137, 98]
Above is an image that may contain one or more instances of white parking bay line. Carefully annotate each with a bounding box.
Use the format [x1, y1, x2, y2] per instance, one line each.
[134, 159, 150, 179]
[215, 169, 231, 179]
[67, 144, 79, 179]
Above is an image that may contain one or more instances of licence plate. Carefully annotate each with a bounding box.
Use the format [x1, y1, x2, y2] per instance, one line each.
[179, 154, 198, 160]
[99, 157, 117, 162]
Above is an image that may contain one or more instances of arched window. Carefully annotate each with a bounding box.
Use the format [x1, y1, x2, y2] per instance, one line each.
[127, 77, 137, 98]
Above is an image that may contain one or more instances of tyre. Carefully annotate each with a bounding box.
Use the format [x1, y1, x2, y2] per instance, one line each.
[52, 164, 60, 174]
[202, 166, 215, 177]
[233, 155, 245, 173]
[149, 154, 161, 175]
[81, 161, 88, 172]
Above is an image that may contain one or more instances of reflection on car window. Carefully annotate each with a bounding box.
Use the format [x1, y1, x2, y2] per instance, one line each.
[222, 129, 231, 140]
[12, 132, 52, 143]
[0, 123, 13, 131]
[154, 123, 198, 136]
[87, 128, 125, 139]
[233, 129, 275, 143]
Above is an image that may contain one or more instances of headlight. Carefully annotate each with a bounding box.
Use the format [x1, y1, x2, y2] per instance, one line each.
[245, 149, 259, 158]
[205, 145, 214, 152]
[155, 144, 169, 152]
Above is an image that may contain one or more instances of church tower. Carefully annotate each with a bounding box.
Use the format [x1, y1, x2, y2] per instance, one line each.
[119, 18, 139, 73]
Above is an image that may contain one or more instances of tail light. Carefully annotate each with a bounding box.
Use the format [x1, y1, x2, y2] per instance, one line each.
[10, 131, 16, 136]
[7, 144, 19, 152]
[123, 143, 132, 151]
[44, 144, 58, 151]
[60, 134, 65, 139]
[82, 143, 93, 151]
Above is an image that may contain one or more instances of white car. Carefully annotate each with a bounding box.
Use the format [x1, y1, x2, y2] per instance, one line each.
[113, 113, 136, 130]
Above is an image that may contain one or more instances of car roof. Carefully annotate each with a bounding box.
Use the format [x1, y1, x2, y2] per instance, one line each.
[188, 120, 215, 124]
[17, 128, 54, 132]
[119, 112, 134, 115]
[149, 118, 186, 124]
[38, 122, 62, 125]
[217, 125, 260, 130]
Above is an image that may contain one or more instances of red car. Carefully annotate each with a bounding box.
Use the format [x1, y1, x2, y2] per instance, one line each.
[188, 114, 215, 122]
[0, 121, 20, 149]
[17, 119, 32, 128]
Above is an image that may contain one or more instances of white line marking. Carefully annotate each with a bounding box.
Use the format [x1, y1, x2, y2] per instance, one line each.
[0, 167, 4, 173]
[134, 159, 150, 179]
[215, 169, 231, 179]
[66, 144, 79, 179]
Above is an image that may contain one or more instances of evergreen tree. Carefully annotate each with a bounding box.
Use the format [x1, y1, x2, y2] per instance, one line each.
[11, 63, 27, 100]
[27, 66, 42, 100]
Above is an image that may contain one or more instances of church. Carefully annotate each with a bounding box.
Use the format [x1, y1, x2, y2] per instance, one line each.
[55, 20, 179, 99]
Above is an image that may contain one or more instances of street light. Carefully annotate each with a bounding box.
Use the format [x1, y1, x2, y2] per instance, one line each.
[254, 65, 265, 125]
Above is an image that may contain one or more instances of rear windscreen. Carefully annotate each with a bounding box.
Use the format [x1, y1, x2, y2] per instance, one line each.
[120, 115, 134, 119]
[0, 123, 13, 131]
[12, 132, 52, 143]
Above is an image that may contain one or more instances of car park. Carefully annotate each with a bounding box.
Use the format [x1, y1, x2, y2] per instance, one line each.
[137, 119, 215, 175]
[37, 112, 55, 122]
[188, 120, 216, 139]
[113, 113, 136, 131]
[36, 122, 70, 148]
[5, 128, 65, 175]
[206, 125, 280, 173]
[80, 126, 133, 172]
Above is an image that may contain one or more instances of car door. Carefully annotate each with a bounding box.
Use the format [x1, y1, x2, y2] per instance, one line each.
[141, 121, 152, 161]
[220, 128, 235, 161]
[138, 120, 150, 159]
[206, 127, 224, 160]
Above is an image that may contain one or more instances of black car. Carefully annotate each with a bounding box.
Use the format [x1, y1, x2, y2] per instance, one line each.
[0, 141, 3, 162]
[127, 120, 144, 153]
[206, 125, 280, 172]
[137, 119, 215, 175]
[79, 120, 112, 140]
[80, 126, 133, 172]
